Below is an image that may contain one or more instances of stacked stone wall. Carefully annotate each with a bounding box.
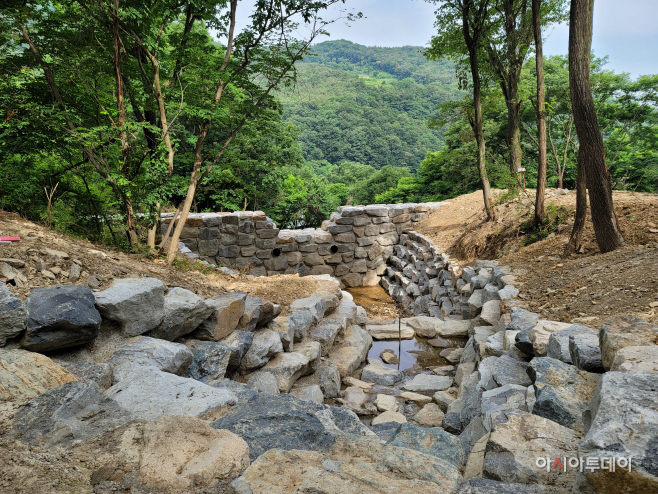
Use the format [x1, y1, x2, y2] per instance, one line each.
[162, 202, 443, 287]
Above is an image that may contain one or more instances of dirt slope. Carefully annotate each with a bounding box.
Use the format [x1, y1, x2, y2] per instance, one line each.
[417, 188, 658, 325]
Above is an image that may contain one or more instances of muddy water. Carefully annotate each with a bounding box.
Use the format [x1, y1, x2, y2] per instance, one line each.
[368, 336, 466, 371]
[348, 285, 467, 372]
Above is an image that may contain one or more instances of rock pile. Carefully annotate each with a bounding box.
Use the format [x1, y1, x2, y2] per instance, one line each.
[1, 223, 657, 493]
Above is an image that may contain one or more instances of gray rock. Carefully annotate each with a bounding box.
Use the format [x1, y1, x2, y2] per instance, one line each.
[211, 393, 368, 461]
[296, 340, 322, 376]
[527, 357, 600, 430]
[260, 352, 310, 392]
[288, 310, 315, 342]
[361, 359, 403, 386]
[481, 284, 500, 304]
[184, 340, 231, 382]
[105, 366, 237, 421]
[246, 371, 280, 395]
[239, 329, 283, 371]
[598, 314, 658, 371]
[370, 421, 403, 442]
[402, 374, 452, 393]
[547, 324, 596, 364]
[291, 384, 324, 404]
[12, 381, 133, 446]
[575, 371, 658, 494]
[110, 336, 194, 383]
[319, 364, 341, 398]
[497, 285, 519, 302]
[491, 354, 531, 387]
[327, 324, 372, 378]
[148, 287, 214, 341]
[192, 292, 247, 341]
[355, 305, 368, 325]
[455, 478, 550, 494]
[289, 296, 326, 323]
[21, 285, 101, 352]
[60, 361, 113, 390]
[0, 284, 27, 346]
[310, 320, 344, 356]
[483, 410, 577, 487]
[508, 307, 539, 332]
[388, 422, 466, 467]
[467, 290, 483, 316]
[239, 296, 277, 331]
[569, 331, 604, 373]
[94, 277, 165, 336]
[481, 384, 530, 416]
[206, 378, 256, 404]
[514, 329, 535, 357]
[484, 332, 505, 358]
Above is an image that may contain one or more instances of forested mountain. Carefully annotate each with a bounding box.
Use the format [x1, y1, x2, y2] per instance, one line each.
[278, 40, 462, 170]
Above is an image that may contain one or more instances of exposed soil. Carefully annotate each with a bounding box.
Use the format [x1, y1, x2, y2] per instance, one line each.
[346, 285, 401, 320]
[0, 210, 329, 314]
[417, 188, 658, 325]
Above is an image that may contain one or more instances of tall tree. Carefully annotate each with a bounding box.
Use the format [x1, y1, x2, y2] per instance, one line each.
[532, 0, 547, 224]
[427, 0, 495, 220]
[568, 0, 625, 252]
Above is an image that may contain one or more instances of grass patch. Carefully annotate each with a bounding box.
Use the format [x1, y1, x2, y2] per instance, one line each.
[520, 204, 571, 246]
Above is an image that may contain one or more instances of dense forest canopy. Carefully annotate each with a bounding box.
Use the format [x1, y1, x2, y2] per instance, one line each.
[0, 2, 656, 254]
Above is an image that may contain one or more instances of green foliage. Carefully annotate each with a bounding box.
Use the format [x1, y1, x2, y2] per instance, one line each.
[520, 204, 570, 246]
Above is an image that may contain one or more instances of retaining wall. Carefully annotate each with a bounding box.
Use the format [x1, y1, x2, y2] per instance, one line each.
[162, 202, 444, 287]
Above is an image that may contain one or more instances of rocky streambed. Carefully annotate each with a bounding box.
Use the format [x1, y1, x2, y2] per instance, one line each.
[1, 236, 658, 493]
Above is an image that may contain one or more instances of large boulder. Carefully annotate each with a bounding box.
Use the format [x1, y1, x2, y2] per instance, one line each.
[139, 416, 250, 490]
[569, 331, 604, 373]
[230, 436, 462, 494]
[310, 319, 345, 356]
[483, 410, 577, 489]
[61, 361, 113, 390]
[481, 384, 532, 418]
[387, 422, 467, 467]
[327, 324, 372, 377]
[599, 315, 658, 370]
[437, 319, 470, 338]
[528, 319, 572, 357]
[239, 329, 283, 371]
[0, 284, 27, 346]
[185, 340, 231, 382]
[574, 371, 658, 493]
[210, 393, 372, 461]
[289, 296, 327, 324]
[12, 381, 133, 446]
[238, 296, 277, 331]
[149, 287, 214, 341]
[0, 348, 76, 403]
[109, 336, 194, 383]
[260, 352, 310, 392]
[404, 316, 443, 338]
[105, 366, 237, 421]
[191, 292, 247, 341]
[527, 357, 600, 430]
[291, 385, 324, 404]
[94, 278, 165, 336]
[245, 371, 280, 395]
[288, 310, 315, 342]
[547, 324, 596, 365]
[610, 345, 658, 372]
[220, 330, 253, 371]
[319, 364, 341, 398]
[490, 354, 531, 387]
[21, 285, 101, 352]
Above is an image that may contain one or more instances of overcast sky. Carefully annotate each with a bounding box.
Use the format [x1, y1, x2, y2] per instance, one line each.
[311, 0, 658, 78]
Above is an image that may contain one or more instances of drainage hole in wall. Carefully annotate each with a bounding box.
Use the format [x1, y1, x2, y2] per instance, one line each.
[330, 245, 339, 254]
[272, 248, 282, 257]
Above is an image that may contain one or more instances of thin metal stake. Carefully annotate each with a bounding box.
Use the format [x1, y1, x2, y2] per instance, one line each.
[398, 306, 402, 370]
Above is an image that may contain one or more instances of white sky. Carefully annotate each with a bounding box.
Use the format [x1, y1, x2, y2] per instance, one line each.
[308, 0, 658, 78]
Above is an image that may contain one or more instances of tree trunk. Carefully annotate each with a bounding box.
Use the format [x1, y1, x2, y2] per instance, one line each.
[565, 156, 587, 254]
[147, 202, 160, 249]
[568, 0, 624, 252]
[462, 3, 494, 221]
[533, 0, 547, 225]
[506, 83, 523, 176]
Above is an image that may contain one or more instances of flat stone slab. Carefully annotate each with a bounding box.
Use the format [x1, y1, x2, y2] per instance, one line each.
[327, 325, 372, 378]
[366, 323, 415, 340]
[105, 366, 237, 421]
[402, 374, 453, 393]
[361, 359, 403, 386]
[110, 336, 194, 383]
[398, 391, 433, 404]
[94, 277, 165, 336]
